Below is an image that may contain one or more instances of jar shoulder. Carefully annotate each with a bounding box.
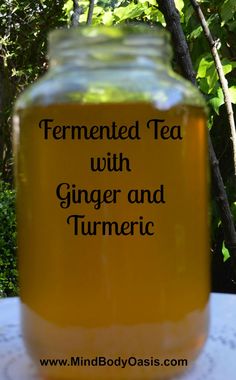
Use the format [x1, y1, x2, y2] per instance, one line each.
[15, 67, 206, 111]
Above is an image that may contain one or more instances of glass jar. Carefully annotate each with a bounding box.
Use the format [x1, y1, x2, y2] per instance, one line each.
[13, 25, 210, 380]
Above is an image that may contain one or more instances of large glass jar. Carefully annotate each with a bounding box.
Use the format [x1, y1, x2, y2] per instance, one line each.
[13, 25, 210, 380]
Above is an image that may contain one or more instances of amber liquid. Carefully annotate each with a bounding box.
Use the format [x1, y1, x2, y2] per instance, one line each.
[15, 103, 210, 380]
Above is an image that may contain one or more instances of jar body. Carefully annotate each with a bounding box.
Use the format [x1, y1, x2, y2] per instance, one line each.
[14, 27, 210, 380]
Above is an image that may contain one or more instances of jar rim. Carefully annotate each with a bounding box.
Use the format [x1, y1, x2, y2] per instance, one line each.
[48, 24, 173, 66]
[49, 24, 171, 45]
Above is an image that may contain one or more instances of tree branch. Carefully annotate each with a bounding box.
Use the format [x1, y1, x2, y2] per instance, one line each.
[208, 138, 236, 263]
[157, 0, 236, 276]
[158, 0, 196, 85]
[87, 0, 95, 25]
[190, 0, 236, 176]
[71, 0, 83, 27]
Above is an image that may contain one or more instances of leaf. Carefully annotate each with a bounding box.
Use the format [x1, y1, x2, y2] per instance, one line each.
[197, 55, 213, 78]
[189, 14, 216, 40]
[228, 20, 236, 31]
[231, 202, 236, 220]
[79, 13, 88, 23]
[209, 88, 224, 114]
[63, 0, 73, 15]
[102, 11, 114, 26]
[208, 116, 214, 130]
[221, 58, 236, 75]
[189, 25, 202, 39]
[139, 0, 156, 4]
[93, 6, 104, 16]
[221, 0, 236, 24]
[229, 86, 236, 104]
[184, 4, 194, 24]
[206, 64, 218, 93]
[114, 3, 144, 22]
[209, 85, 236, 113]
[198, 56, 236, 95]
[222, 241, 230, 262]
[174, 0, 184, 13]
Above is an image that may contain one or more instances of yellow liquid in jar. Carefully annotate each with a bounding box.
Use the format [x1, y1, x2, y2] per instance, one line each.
[15, 103, 210, 380]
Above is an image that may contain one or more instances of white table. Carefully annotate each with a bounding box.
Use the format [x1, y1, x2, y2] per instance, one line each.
[0, 293, 235, 380]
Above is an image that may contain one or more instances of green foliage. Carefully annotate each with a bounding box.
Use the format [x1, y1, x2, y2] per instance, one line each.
[0, 178, 18, 297]
[222, 241, 230, 263]
[197, 55, 236, 114]
[0, 0, 67, 92]
[220, 0, 236, 24]
[64, 0, 166, 26]
[0, 0, 67, 181]
[70, 0, 236, 128]
[62, 0, 236, 287]
[182, 1, 236, 116]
